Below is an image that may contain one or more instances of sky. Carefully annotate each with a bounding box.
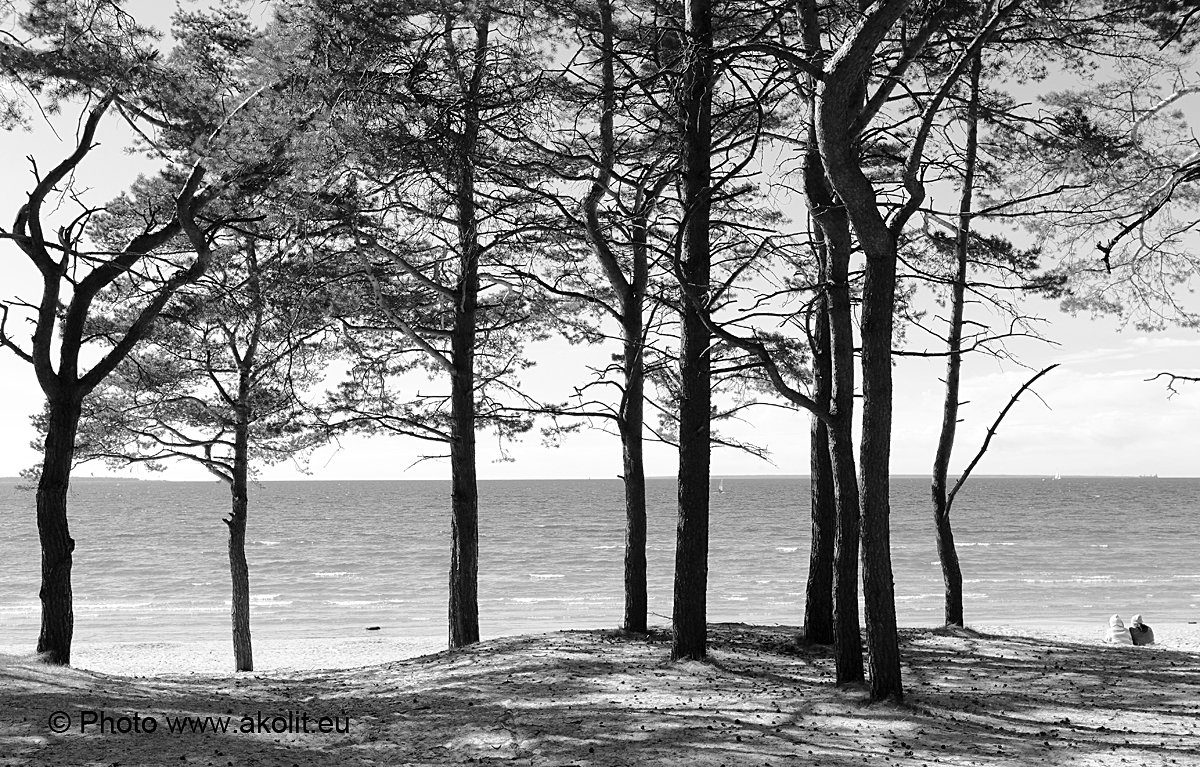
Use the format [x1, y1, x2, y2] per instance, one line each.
[2, 3, 1199, 481]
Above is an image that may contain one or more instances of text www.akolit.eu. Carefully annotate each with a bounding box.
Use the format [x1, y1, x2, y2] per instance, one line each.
[48, 709, 351, 735]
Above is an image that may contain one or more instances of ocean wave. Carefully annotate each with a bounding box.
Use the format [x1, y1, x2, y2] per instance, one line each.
[1018, 576, 1114, 584]
[528, 573, 564, 580]
[256, 540, 281, 546]
[74, 601, 153, 611]
[220, 594, 292, 606]
[775, 547, 799, 553]
[313, 571, 352, 578]
[0, 603, 41, 612]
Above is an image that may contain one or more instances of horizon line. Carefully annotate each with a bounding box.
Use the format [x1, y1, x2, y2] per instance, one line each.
[2, 473, 1185, 482]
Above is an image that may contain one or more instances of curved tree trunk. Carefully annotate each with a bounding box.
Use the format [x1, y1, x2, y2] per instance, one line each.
[931, 48, 982, 629]
[587, 0, 650, 636]
[813, 0, 911, 702]
[36, 395, 82, 665]
[797, 0, 863, 677]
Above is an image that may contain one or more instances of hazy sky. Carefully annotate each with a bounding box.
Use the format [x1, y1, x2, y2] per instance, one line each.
[2, 3, 1199, 481]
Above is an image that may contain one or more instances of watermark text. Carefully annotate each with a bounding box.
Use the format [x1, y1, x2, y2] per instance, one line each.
[47, 709, 350, 736]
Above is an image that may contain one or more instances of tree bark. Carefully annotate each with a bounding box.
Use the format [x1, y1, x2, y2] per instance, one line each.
[931, 49, 981, 629]
[620, 310, 648, 634]
[803, 271, 835, 645]
[586, 0, 650, 635]
[797, 0, 864, 678]
[858, 275, 903, 701]
[814, 0, 912, 702]
[36, 395, 81, 665]
[825, 232, 865, 685]
[803, 132, 864, 682]
[446, 9, 488, 650]
[449, 302, 480, 648]
[671, 0, 714, 661]
[228, 411, 254, 672]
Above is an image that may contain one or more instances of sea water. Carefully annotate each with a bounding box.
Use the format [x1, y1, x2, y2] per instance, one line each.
[0, 476, 1196, 646]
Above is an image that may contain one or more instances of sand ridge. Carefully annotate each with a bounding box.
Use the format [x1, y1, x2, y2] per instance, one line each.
[2, 624, 1198, 766]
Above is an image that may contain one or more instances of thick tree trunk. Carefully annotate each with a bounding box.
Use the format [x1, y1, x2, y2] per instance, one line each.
[803, 291, 835, 645]
[449, 337, 480, 648]
[826, 225, 864, 683]
[671, 0, 714, 662]
[228, 416, 254, 672]
[857, 220, 903, 699]
[36, 396, 82, 665]
[859, 299, 903, 701]
[621, 319, 648, 633]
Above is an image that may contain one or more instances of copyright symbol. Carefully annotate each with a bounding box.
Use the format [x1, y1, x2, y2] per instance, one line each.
[47, 711, 71, 733]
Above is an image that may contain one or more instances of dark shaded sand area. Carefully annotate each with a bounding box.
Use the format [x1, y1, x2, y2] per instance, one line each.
[2, 624, 1198, 765]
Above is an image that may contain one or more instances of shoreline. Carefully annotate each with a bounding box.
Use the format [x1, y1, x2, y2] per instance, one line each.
[2, 623, 1197, 766]
[3, 620, 1198, 677]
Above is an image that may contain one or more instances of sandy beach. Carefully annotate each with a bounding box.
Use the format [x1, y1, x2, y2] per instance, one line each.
[2, 622, 1198, 766]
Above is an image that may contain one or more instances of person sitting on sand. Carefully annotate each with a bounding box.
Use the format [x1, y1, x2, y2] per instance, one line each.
[1129, 614, 1155, 646]
[1104, 614, 1134, 645]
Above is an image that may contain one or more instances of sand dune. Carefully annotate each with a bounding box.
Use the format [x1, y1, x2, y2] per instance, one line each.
[2, 624, 1198, 766]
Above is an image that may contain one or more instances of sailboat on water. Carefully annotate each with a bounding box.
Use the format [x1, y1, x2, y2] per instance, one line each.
[717, 479, 725, 494]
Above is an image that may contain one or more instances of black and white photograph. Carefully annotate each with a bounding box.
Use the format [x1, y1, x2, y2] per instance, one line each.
[2, 0, 1199, 763]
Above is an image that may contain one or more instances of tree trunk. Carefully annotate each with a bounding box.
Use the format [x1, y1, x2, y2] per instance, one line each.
[859, 301, 903, 701]
[36, 395, 82, 665]
[931, 487, 964, 626]
[826, 289, 864, 687]
[620, 316, 648, 633]
[228, 412, 254, 672]
[931, 48, 981, 629]
[813, 0, 911, 702]
[804, 140, 864, 682]
[797, 3, 864, 677]
[449, 303, 480, 648]
[671, 0, 714, 662]
[446, 11, 487, 650]
[803, 288, 835, 645]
